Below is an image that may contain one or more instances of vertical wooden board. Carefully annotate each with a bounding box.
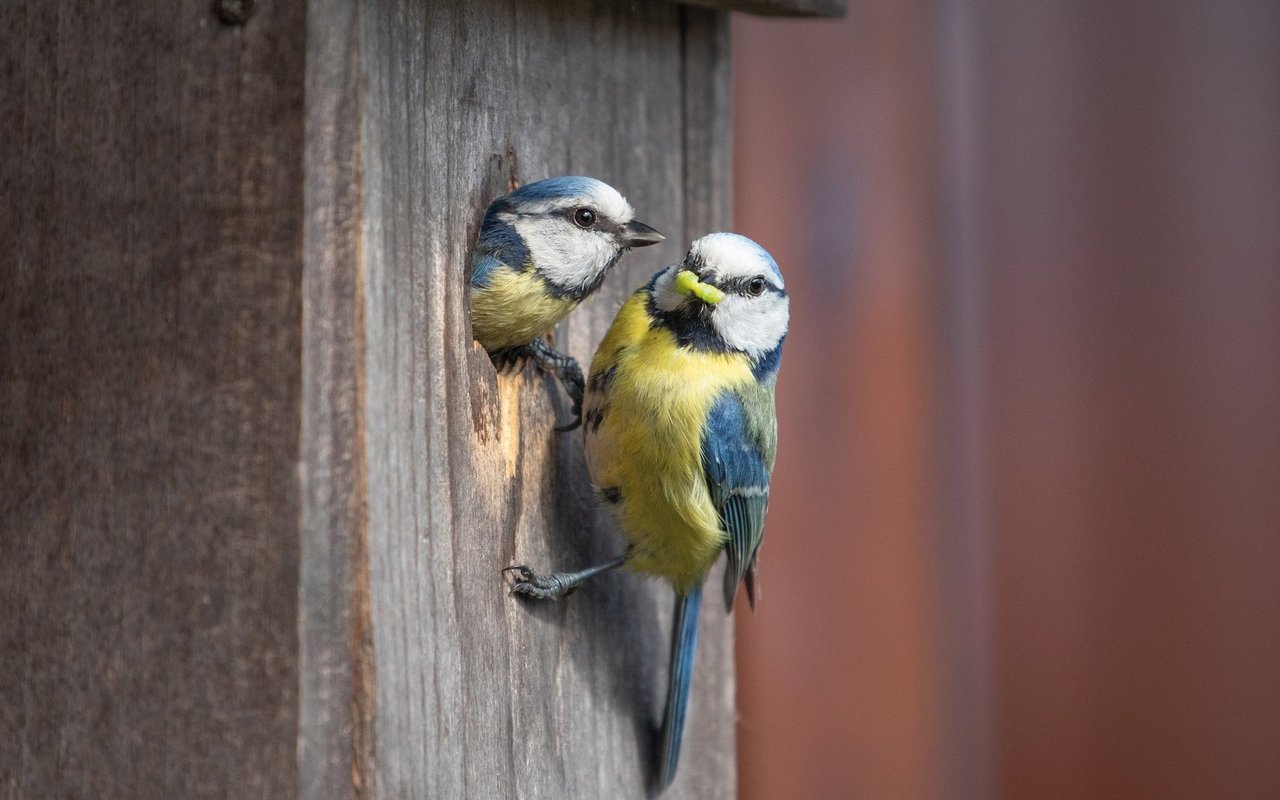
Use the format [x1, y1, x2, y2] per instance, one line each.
[0, 3, 305, 799]
[351, 0, 736, 796]
[298, 0, 375, 798]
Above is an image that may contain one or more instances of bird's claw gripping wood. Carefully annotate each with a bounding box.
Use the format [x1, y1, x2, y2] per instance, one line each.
[487, 341, 582, 428]
[527, 339, 585, 431]
[502, 555, 627, 600]
[502, 565, 576, 600]
[489, 346, 530, 376]
[554, 361, 585, 432]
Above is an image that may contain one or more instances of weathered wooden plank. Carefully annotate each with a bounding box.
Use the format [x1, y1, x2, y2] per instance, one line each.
[0, 2, 306, 798]
[4, 1, 741, 796]
[332, 0, 738, 796]
[297, 0, 375, 798]
[679, 0, 846, 17]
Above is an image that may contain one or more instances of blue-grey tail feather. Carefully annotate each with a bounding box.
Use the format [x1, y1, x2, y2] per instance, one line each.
[658, 587, 702, 791]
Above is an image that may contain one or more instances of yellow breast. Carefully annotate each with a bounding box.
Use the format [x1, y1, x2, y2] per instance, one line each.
[471, 268, 578, 351]
[584, 292, 755, 591]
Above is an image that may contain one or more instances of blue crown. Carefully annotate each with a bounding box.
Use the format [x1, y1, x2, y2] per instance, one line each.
[505, 176, 606, 204]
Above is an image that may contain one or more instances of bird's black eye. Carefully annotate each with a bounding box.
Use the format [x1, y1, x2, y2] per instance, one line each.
[572, 207, 596, 229]
[748, 276, 767, 296]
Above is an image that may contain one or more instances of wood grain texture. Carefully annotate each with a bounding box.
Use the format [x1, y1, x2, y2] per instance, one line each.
[680, 0, 846, 17]
[0, 2, 306, 798]
[3, 0, 738, 797]
[338, 1, 737, 795]
[298, 0, 375, 797]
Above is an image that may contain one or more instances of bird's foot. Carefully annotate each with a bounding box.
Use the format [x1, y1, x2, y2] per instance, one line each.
[526, 339, 584, 431]
[490, 346, 532, 375]
[502, 565, 576, 600]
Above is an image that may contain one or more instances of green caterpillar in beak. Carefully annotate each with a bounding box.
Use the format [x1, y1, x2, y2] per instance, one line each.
[674, 270, 726, 304]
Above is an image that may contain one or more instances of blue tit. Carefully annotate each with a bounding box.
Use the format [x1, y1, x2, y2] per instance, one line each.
[470, 176, 664, 427]
[503, 233, 788, 791]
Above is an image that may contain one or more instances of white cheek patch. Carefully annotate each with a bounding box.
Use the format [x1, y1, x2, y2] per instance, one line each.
[711, 293, 789, 358]
[513, 216, 616, 291]
[651, 266, 685, 312]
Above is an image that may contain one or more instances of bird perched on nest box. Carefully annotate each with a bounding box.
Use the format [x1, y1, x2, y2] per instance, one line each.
[504, 233, 788, 791]
[470, 176, 664, 427]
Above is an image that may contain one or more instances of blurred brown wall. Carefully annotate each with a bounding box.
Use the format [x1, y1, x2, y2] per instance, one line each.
[733, 4, 948, 798]
[733, 1, 1280, 798]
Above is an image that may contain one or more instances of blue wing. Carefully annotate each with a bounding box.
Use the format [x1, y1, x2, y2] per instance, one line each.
[702, 390, 773, 611]
[660, 389, 773, 787]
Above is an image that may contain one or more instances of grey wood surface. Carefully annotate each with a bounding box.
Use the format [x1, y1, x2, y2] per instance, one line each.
[334, 1, 737, 796]
[4, 0, 739, 798]
[0, 2, 307, 797]
[299, 0, 376, 797]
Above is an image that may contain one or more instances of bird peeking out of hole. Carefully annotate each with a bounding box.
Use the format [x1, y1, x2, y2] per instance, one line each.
[470, 176, 664, 429]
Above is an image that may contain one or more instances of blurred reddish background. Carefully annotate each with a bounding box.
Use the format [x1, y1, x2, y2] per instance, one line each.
[731, 2, 1280, 799]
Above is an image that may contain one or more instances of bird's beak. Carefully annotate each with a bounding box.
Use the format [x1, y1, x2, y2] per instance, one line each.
[674, 270, 725, 304]
[621, 220, 665, 247]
